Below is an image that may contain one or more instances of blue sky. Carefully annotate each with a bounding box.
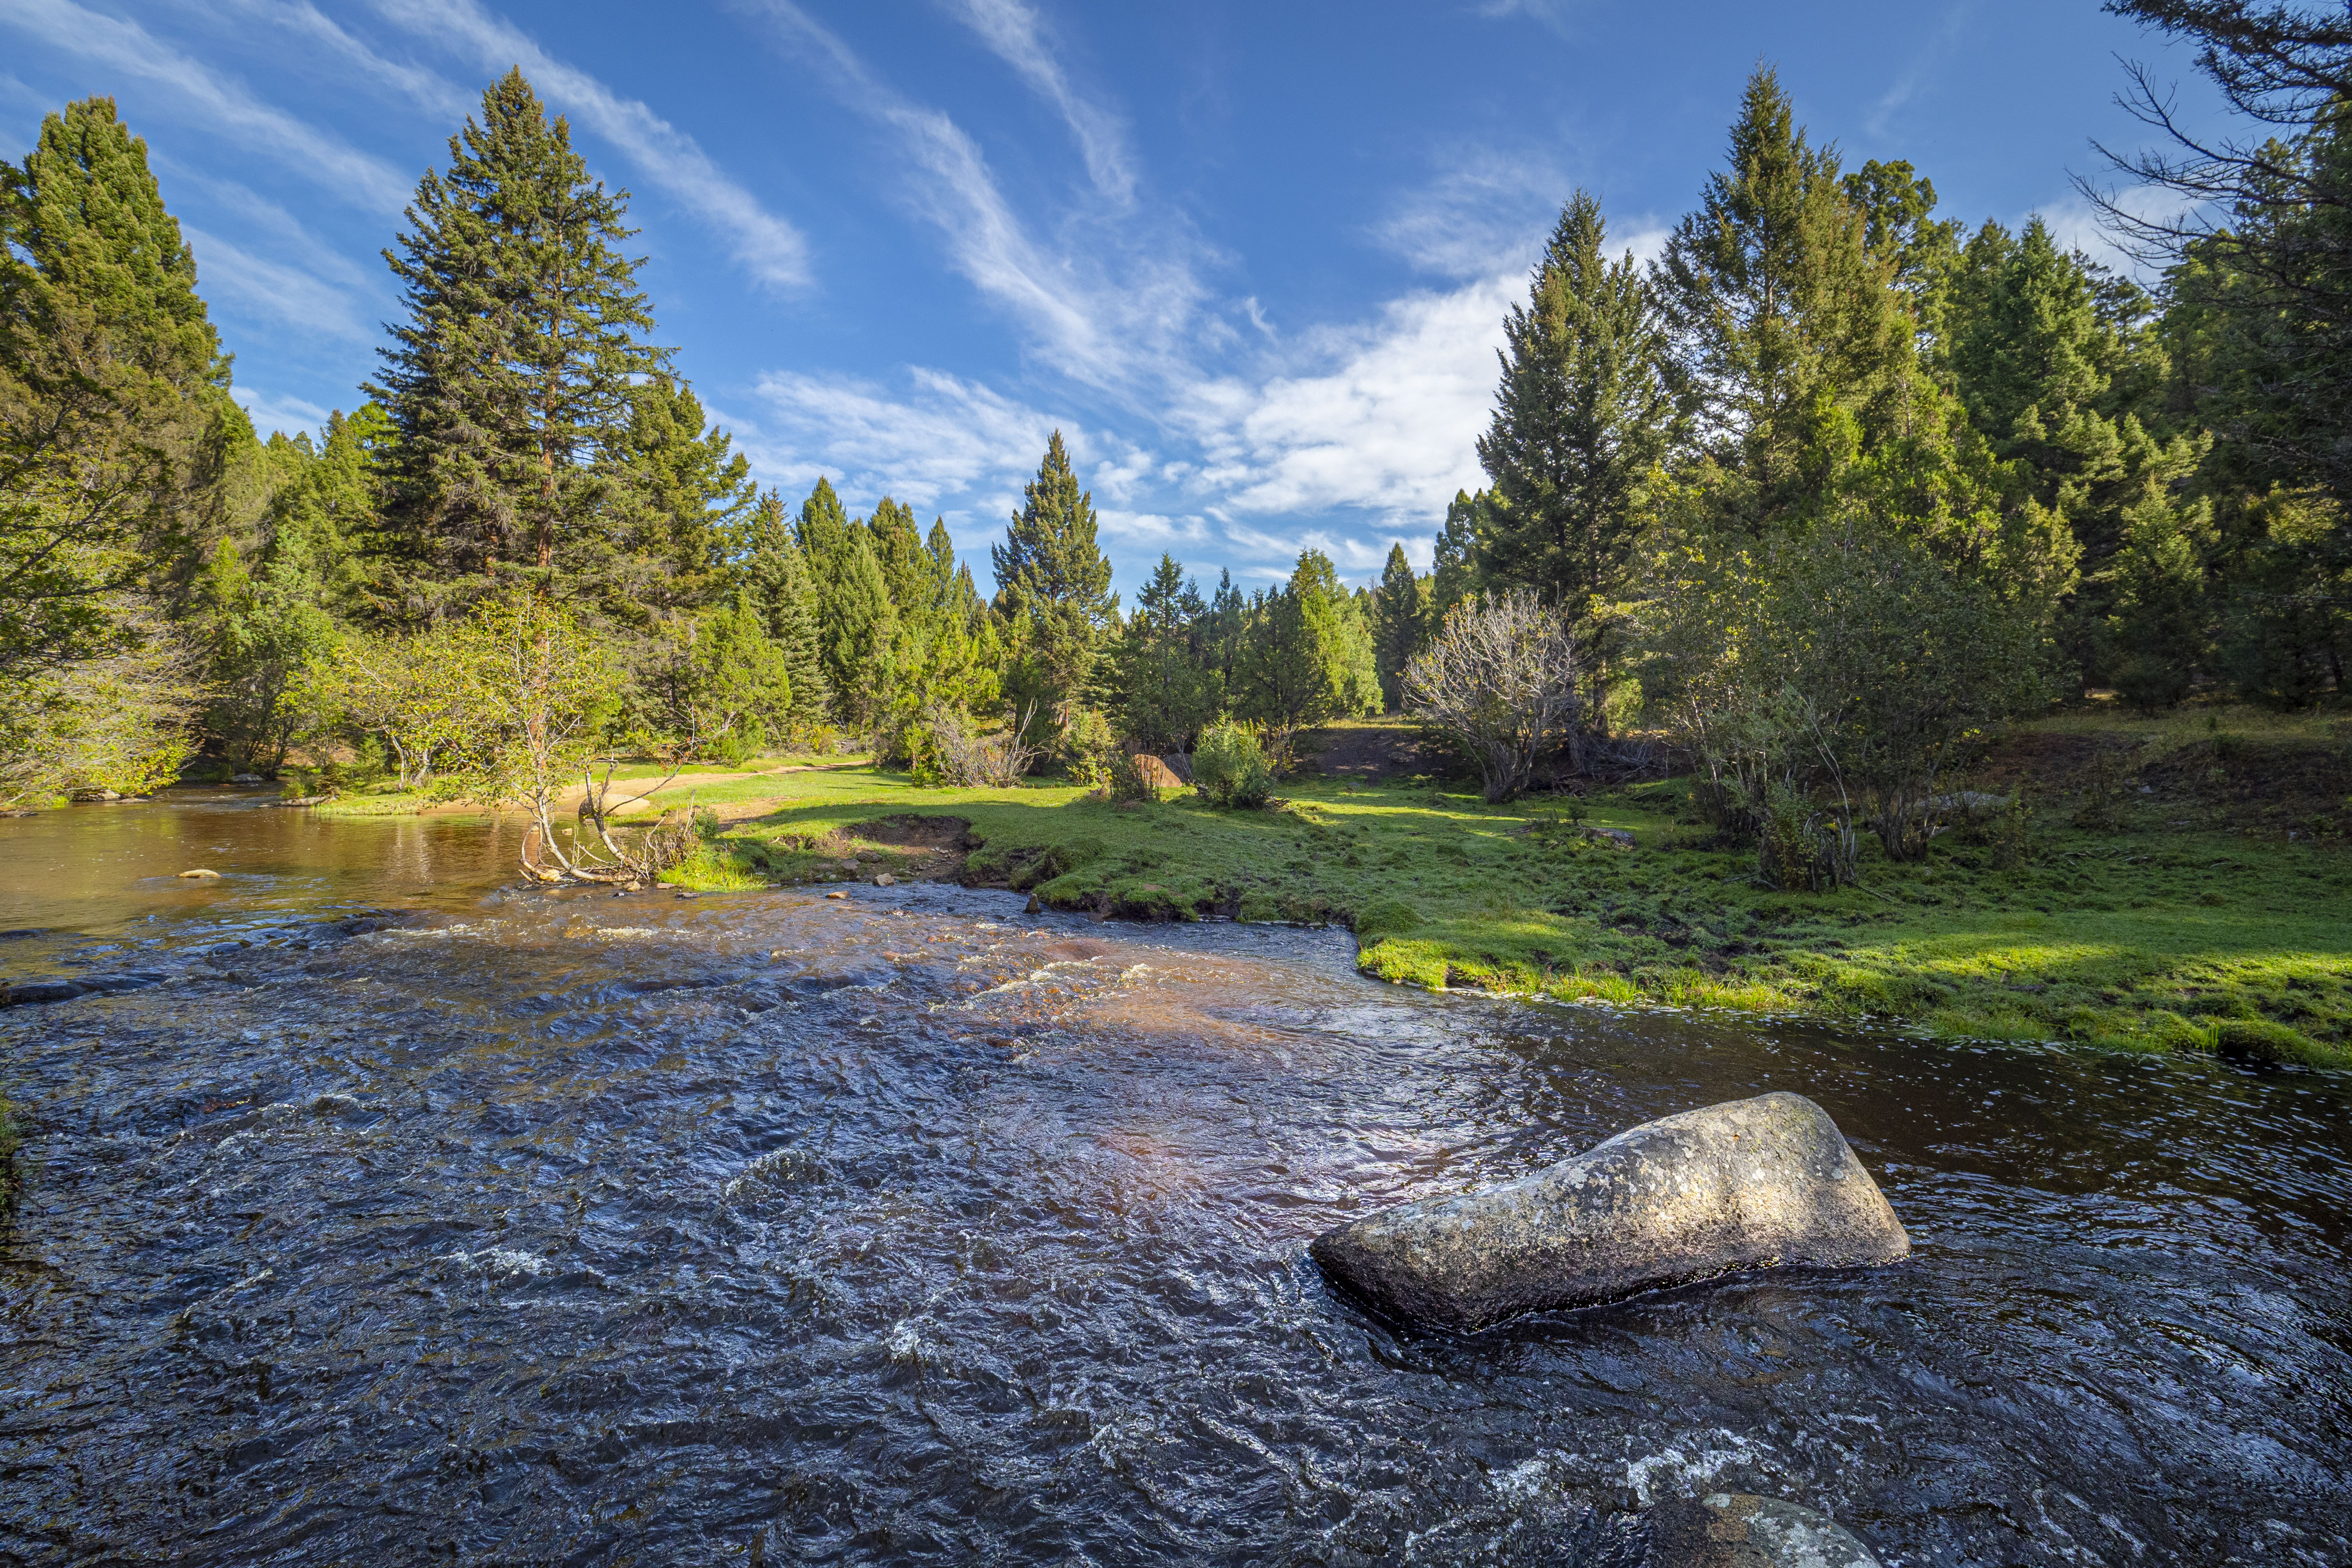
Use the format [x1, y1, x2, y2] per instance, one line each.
[1, 0, 2221, 596]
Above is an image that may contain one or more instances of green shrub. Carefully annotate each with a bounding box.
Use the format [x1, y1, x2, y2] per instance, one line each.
[1058, 706, 1120, 787]
[1107, 749, 1158, 803]
[1193, 723, 1273, 808]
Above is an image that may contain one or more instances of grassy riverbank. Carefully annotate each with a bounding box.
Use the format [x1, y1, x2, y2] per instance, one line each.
[661, 707, 2352, 1067]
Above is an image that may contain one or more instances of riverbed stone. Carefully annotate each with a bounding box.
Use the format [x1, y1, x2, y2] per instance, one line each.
[1642, 1493, 1882, 1567]
[1308, 1091, 1908, 1331]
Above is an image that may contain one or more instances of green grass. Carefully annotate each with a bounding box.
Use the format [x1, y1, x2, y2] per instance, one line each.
[675, 721, 2351, 1066]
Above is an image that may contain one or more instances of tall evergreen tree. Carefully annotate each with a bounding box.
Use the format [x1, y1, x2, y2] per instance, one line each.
[1110, 554, 1218, 752]
[1235, 549, 1380, 735]
[1656, 67, 1916, 524]
[617, 373, 752, 613]
[1940, 216, 2205, 688]
[2, 95, 236, 670]
[1429, 490, 1491, 621]
[1842, 159, 1961, 305]
[1203, 568, 1248, 693]
[735, 488, 828, 728]
[865, 496, 936, 618]
[794, 477, 896, 730]
[1371, 543, 1427, 711]
[261, 404, 390, 619]
[992, 430, 1116, 723]
[368, 69, 665, 618]
[1476, 191, 1676, 605]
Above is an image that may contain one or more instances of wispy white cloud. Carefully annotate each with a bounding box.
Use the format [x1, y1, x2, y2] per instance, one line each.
[368, 0, 813, 289]
[0, 0, 412, 209]
[742, 366, 1076, 537]
[740, 0, 1509, 583]
[945, 0, 1135, 203]
[1185, 276, 1512, 531]
[1374, 147, 1562, 280]
[2027, 186, 2185, 281]
[1863, 4, 1969, 142]
[231, 384, 335, 440]
[1475, 0, 1583, 39]
[204, 0, 475, 121]
[184, 224, 374, 341]
[745, 0, 1206, 391]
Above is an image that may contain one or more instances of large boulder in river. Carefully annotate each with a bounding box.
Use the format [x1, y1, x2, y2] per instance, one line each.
[1308, 1092, 1907, 1331]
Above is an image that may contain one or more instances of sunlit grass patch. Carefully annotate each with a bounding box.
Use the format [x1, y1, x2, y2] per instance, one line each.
[658, 843, 768, 891]
[594, 744, 2351, 1067]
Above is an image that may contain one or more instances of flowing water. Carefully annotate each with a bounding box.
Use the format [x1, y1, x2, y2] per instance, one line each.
[1, 792, 2347, 1565]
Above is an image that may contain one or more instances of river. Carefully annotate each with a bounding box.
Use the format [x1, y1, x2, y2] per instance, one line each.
[1, 790, 2347, 1565]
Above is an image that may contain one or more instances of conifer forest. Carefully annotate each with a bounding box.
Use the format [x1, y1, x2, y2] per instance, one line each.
[4, 13, 2351, 1033]
[5, 6, 2352, 1564]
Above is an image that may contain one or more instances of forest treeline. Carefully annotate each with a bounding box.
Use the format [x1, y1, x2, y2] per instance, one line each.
[2, 3, 2346, 884]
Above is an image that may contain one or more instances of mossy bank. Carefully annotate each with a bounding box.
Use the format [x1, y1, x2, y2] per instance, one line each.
[660, 710, 2352, 1068]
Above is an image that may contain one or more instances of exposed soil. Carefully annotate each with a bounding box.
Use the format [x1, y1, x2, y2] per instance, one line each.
[850, 813, 978, 881]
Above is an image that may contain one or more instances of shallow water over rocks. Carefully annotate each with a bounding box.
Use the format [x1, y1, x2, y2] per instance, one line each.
[2, 793, 2348, 1564]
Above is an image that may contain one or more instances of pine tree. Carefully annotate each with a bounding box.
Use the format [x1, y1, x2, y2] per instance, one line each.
[865, 497, 938, 619]
[794, 477, 896, 730]
[1476, 192, 1676, 605]
[1371, 543, 1427, 711]
[1203, 568, 1247, 691]
[735, 488, 828, 727]
[1656, 67, 1915, 524]
[1235, 549, 1380, 735]
[264, 403, 390, 618]
[617, 373, 752, 613]
[2, 95, 235, 671]
[368, 69, 665, 618]
[992, 430, 1115, 721]
[1110, 554, 1218, 751]
[1940, 216, 2205, 691]
[1842, 159, 1961, 304]
[1430, 490, 1491, 621]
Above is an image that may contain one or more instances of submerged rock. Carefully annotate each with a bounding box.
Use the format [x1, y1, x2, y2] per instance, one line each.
[5, 979, 87, 1006]
[1642, 1493, 1881, 1567]
[1309, 1091, 1908, 1331]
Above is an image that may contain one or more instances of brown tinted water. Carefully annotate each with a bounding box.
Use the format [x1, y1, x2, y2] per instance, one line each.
[1, 792, 2348, 1564]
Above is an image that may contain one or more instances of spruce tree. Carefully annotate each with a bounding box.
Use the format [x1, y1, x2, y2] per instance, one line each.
[992, 430, 1115, 720]
[1940, 216, 2204, 691]
[1371, 543, 1427, 711]
[2, 95, 235, 670]
[735, 488, 828, 727]
[794, 477, 896, 730]
[1235, 549, 1379, 735]
[1110, 554, 1217, 751]
[1429, 490, 1491, 621]
[865, 496, 937, 619]
[617, 373, 752, 613]
[1656, 66, 1915, 523]
[369, 68, 664, 618]
[1476, 192, 1676, 605]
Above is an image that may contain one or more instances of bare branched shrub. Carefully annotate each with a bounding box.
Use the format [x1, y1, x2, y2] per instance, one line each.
[917, 701, 1040, 787]
[1404, 589, 1582, 804]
